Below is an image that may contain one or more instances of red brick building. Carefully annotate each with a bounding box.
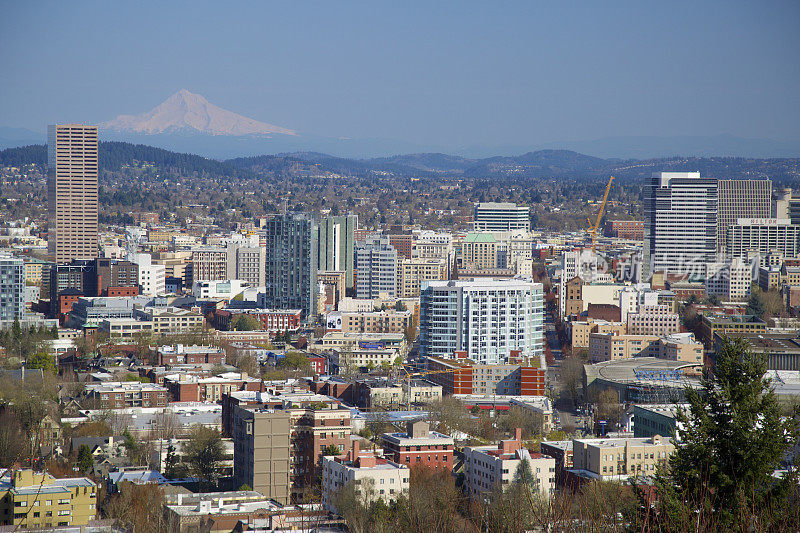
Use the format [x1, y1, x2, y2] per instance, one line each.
[212, 308, 302, 333]
[381, 420, 454, 470]
[163, 372, 264, 403]
[426, 354, 546, 396]
[604, 220, 644, 240]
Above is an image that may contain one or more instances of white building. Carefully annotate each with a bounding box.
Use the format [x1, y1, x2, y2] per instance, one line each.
[355, 236, 397, 299]
[618, 285, 659, 323]
[192, 279, 249, 299]
[727, 218, 800, 263]
[559, 249, 607, 317]
[474, 202, 531, 232]
[419, 278, 544, 365]
[463, 429, 555, 499]
[128, 253, 166, 297]
[705, 258, 753, 300]
[322, 442, 409, 513]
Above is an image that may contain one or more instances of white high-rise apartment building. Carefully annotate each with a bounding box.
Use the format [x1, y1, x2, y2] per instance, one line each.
[474, 203, 530, 232]
[47, 124, 99, 263]
[643, 172, 718, 280]
[419, 278, 544, 365]
[717, 180, 772, 252]
[356, 236, 397, 299]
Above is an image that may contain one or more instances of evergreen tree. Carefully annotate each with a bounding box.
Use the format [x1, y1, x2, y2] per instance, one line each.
[77, 444, 94, 473]
[164, 443, 179, 479]
[642, 336, 800, 530]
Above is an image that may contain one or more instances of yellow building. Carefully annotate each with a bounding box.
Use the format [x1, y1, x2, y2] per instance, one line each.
[461, 232, 497, 270]
[396, 258, 448, 298]
[0, 470, 97, 529]
[571, 319, 626, 349]
[23, 258, 52, 286]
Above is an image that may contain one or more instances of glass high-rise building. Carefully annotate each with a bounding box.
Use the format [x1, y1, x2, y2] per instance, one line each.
[262, 213, 318, 319]
[47, 124, 99, 263]
[0, 253, 24, 326]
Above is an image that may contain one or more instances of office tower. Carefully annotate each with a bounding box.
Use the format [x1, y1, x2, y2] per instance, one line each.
[47, 124, 99, 263]
[717, 179, 771, 252]
[262, 213, 318, 318]
[643, 172, 718, 280]
[355, 236, 397, 299]
[461, 232, 498, 270]
[0, 253, 24, 326]
[419, 278, 544, 365]
[727, 218, 800, 263]
[232, 406, 291, 505]
[473, 202, 530, 232]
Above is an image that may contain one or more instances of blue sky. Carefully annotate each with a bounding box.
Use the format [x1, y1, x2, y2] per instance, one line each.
[1, 1, 799, 146]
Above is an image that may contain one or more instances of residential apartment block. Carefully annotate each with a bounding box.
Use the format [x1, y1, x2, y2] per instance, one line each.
[0, 470, 97, 529]
[463, 429, 555, 499]
[84, 381, 169, 408]
[0, 253, 24, 326]
[420, 278, 544, 365]
[382, 420, 454, 470]
[571, 435, 674, 480]
[626, 305, 680, 336]
[322, 442, 409, 513]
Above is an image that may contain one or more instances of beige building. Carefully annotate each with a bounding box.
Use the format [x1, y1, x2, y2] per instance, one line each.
[589, 332, 703, 365]
[463, 429, 555, 499]
[461, 232, 498, 270]
[660, 333, 704, 364]
[23, 258, 52, 286]
[334, 310, 412, 334]
[134, 306, 204, 335]
[397, 257, 448, 298]
[626, 305, 680, 336]
[191, 245, 234, 281]
[572, 435, 674, 479]
[47, 124, 99, 263]
[571, 319, 626, 349]
[589, 333, 660, 362]
[0, 470, 97, 529]
[322, 442, 410, 513]
[232, 406, 291, 504]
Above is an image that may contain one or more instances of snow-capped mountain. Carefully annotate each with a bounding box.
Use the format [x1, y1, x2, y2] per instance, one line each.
[100, 89, 296, 137]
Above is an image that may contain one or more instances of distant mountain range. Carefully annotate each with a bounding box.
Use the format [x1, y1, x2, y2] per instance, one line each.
[2, 89, 799, 159]
[5, 142, 798, 185]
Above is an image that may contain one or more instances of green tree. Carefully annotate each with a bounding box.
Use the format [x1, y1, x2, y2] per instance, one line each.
[26, 352, 56, 373]
[184, 426, 226, 490]
[231, 314, 261, 331]
[644, 336, 800, 530]
[77, 444, 94, 473]
[322, 444, 341, 456]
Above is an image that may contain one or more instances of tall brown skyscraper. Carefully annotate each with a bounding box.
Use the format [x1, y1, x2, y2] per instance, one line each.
[47, 124, 99, 263]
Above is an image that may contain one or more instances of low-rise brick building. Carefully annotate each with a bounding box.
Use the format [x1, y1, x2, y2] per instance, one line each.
[381, 420, 454, 470]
